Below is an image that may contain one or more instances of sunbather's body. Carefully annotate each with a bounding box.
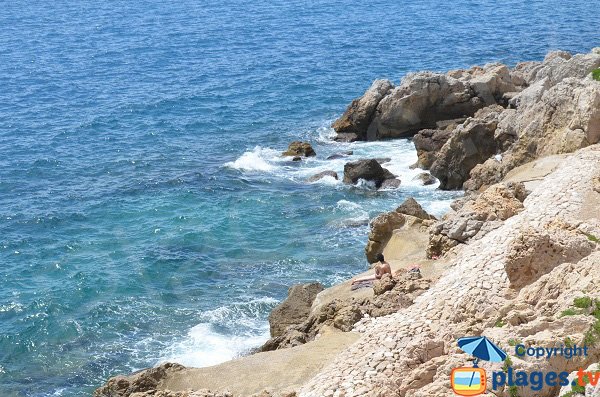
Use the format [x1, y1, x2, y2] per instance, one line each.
[351, 253, 391, 284]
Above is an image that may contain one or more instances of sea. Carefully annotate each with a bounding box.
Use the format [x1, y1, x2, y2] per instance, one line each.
[0, 0, 597, 395]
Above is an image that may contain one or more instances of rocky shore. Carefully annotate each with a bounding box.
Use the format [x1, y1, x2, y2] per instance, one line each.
[95, 48, 600, 397]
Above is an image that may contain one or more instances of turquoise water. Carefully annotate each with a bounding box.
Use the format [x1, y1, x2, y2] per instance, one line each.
[0, 1, 597, 396]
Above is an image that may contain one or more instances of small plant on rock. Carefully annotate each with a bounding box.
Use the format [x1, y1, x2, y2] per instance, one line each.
[592, 68, 600, 82]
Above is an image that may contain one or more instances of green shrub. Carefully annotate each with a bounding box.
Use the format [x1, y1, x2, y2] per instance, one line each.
[564, 337, 574, 348]
[508, 385, 519, 397]
[495, 319, 506, 327]
[561, 308, 579, 317]
[593, 68, 600, 81]
[508, 338, 522, 346]
[586, 233, 599, 243]
[574, 296, 593, 309]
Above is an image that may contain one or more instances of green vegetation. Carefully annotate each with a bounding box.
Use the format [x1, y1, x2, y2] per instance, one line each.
[502, 356, 513, 372]
[564, 337, 574, 348]
[495, 318, 506, 327]
[561, 308, 579, 317]
[508, 385, 519, 397]
[592, 68, 600, 82]
[508, 338, 522, 347]
[574, 296, 593, 309]
[586, 233, 599, 243]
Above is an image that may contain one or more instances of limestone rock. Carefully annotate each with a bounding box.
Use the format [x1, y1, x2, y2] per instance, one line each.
[332, 79, 394, 141]
[268, 283, 324, 337]
[342, 159, 395, 188]
[373, 274, 396, 296]
[282, 141, 316, 157]
[306, 171, 338, 183]
[93, 363, 186, 397]
[427, 182, 526, 257]
[366, 198, 434, 263]
[412, 129, 453, 169]
[430, 105, 504, 190]
[326, 151, 353, 160]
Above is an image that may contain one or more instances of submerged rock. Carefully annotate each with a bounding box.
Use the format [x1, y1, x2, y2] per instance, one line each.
[379, 178, 401, 190]
[306, 170, 338, 182]
[342, 159, 395, 188]
[282, 141, 316, 157]
[326, 150, 353, 160]
[413, 172, 437, 185]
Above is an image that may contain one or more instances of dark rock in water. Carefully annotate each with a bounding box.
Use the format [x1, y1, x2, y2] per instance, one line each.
[413, 172, 437, 186]
[332, 79, 394, 141]
[268, 283, 324, 337]
[326, 151, 353, 160]
[379, 178, 401, 190]
[373, 273, 396, 296]
[333, 132, 360, 142]
[396, 197, 435, 220]
[306, 170, 338, 182]
[343, 159, 395, 188]
[430, 105, 503, 189]
[373, 157, 391, 164]
[282, 141, 316, 157]
[292, 156, 302, 162]
[412, 129, 453, 169]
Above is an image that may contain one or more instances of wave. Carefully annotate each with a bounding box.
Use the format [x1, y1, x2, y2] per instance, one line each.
[157, 297, 277, 368]
[223, 146, 281, 172]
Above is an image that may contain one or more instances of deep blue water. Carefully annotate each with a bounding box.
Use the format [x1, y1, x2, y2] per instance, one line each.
[0, 1, 597, 396]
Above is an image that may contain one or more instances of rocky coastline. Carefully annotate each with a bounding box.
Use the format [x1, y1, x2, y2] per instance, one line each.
[95, 48, 600, 397]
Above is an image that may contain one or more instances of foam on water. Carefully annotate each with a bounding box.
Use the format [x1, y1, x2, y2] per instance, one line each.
[159, 297, 277, 368]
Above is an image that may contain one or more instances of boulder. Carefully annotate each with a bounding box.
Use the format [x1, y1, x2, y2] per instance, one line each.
[413, 172, 437, 186]
[366, 198, 435, 263]
[306, 171, 338, 182]
[332, 132, 360, 143]
[282, 141, 316, 157]
[396, 197, 435, 220]
[268, 283, 324, 337]
[373, 274, 396, 296]
[379, 178, 401, 190]
[412, 129, 453, 169]
[332, 79, 394, 140]
[430, 105, 504, 189]
[342, 159, 395, 188]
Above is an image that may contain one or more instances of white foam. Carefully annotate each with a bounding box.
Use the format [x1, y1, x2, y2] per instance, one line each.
[158, 297, 277, 368]
[224, 146, 280, 172]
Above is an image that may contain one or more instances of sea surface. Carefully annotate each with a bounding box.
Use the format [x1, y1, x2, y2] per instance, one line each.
[0, 1, 597, 395]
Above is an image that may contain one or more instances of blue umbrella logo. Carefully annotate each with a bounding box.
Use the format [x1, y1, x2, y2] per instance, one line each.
[458, 336, 507, 363]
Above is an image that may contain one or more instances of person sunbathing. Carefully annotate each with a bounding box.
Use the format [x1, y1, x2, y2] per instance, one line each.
[351, 253, 392, 284]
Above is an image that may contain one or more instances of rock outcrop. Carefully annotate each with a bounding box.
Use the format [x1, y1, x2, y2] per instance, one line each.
[429, 104, 504, 189]
[342, 159, 395, 188]
[269, 283, 324, 338]
[412, 128, 453, 169]
[465, 50, 600, 191]
[332, 62, 527, 141]
[366, 198, 435, 263]
[94, 363, 187, 397]
[332, 80, 394, 142]
[412, 172, 437, 185]
[282, 142, 316, 157]
[427, 182, 527, 258]
[261, 270, 431, 352]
